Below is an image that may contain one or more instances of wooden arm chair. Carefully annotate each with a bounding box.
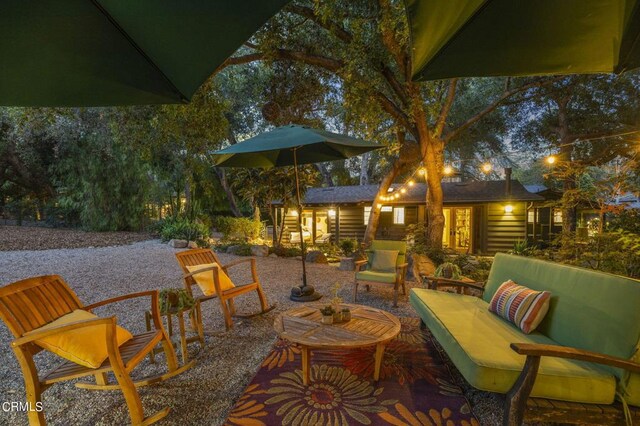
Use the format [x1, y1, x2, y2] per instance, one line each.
[0, 275, 192, 426]
[175, 248, 275, 331]
[353, 240, 409, 307]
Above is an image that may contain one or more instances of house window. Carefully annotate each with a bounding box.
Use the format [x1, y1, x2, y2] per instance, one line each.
[553, 209, 563, 224]
[380, 206, 392, 212]
[393, 207, 405, 225]
[364, 206, 371, 224]
[528, 210, 536, 223]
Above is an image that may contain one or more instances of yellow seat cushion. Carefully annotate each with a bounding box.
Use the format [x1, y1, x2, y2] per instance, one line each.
[28, 309, 133, 369]
[186, 263, 235, 296]
[410, 289, 617, 404]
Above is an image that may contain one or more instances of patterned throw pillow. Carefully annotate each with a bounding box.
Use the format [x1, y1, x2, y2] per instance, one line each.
[489, 280, 551, 334]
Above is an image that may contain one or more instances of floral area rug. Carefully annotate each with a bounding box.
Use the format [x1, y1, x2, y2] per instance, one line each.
[225, 318, 479, 426]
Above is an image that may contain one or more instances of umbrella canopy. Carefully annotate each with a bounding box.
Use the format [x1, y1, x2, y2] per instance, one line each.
[0, 0, 288, 106]
[406, 0, 640, 81]
[211, 125, 382, 168]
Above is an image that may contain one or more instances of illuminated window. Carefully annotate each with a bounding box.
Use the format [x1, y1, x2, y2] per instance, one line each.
[381, 206, 393, 212]
[364, 206, 371, 224]
[393, 207, 405, 225]
[553, 209, 563, 224]
[528, 210, 536, 223]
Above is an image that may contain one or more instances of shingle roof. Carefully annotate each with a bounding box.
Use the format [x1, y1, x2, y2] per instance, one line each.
[282, 180, 543, 205]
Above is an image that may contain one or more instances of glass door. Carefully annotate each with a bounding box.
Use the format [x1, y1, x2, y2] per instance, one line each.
[442, 208, 451, 248]
[453, 208, 472, 251]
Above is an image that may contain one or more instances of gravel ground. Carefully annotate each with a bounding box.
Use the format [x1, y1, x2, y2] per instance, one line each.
[0, 240, 506, 426]
[0, 225, 151, 251]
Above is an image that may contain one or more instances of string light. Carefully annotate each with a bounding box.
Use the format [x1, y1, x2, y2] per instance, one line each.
[400, 188, 407, 194]
[408, 180, 415, 186]
[546, 155, 557, 165]
[481, 163, 493, 173]
[418, 168, 426, 176]
[443, 165, 454, 175]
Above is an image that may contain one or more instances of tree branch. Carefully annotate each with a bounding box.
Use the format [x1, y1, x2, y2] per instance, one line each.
[286, 4, 353, 43]
[373, 91, 416, 137]
[434, 79, 458, 138]
[444, 77, 561, 143]
[218, 49, 343, 74]
[380, 64, 409, 106]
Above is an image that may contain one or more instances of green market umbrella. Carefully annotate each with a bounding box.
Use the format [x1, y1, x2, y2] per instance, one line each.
[406, 0, 640, 81]
[212, 125, 383, 302]
[0, 0, 288, 106]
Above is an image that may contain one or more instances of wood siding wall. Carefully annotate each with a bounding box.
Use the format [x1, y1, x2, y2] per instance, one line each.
[485, 202, 527, 253]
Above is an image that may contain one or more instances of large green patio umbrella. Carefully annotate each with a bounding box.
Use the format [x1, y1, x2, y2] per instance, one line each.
[406, 0, 640, 81]
[212, 125, 383, 302]
[0, 0, 288, 106]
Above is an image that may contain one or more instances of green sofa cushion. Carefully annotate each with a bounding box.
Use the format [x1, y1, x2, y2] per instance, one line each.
[356, 270, 396, 284]
[483, 254, 640, 405]
[410, 288, 617, 404]
[371, 249, 399, 272]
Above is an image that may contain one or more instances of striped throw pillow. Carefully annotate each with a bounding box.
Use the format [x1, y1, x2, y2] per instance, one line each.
[489, 280, 551, 334]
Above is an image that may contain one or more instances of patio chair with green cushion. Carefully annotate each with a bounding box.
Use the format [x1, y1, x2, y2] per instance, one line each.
[353, 240, 409, 307]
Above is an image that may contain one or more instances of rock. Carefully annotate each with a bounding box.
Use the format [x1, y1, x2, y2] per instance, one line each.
[226, 245, 240, 254]
[168, 239, 188, 248]
[187, 241, 198, 249]
[269, 253, 278, 258]
[250, 244, 269, 257]
[338, 257, 356, 271]
[306, 250, 328, 264]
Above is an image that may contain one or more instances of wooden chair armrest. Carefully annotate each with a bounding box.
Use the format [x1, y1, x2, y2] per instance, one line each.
[221, 257, 255, 272]
[12, 317, 114, 347]
[511, 343, 640, 373]
[396, 262, 409, 271]
[354, 260, 368, 271]
[423, 276, 485, 293]
[182, 265, 220, 279]
[84, 290, 158, 311]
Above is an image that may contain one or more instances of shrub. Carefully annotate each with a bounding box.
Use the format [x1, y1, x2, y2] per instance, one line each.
[406, 222, 446, 265]
[159, 217, 209, 242]
[214, 216, 262, 242]
[272, 245, 302, 257]
[338, 238, 358, 257]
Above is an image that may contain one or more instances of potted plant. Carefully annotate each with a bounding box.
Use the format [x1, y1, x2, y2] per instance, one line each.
[434, 262, 462, 280]
[341, 307, 351, 322]
[159, 288, 195, 315]
[320, 306, 335, 324]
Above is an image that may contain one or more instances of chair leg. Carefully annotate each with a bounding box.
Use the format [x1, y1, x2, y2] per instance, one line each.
[219, 296, 234, 331]
[255, 283, 269, 312]
[14, 348, 46, 426]
[159, 327, 179, 372]
[353, 281, 359, 302]
[401, 280, 407, 295]
[227, 298, 236, 316]
[108, 341, 146, 425]
[393, 282, 399, 308]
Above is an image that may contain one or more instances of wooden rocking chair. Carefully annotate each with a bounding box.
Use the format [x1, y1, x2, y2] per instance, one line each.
[0, 275, 193, 426]
[175, 248, 275, 331]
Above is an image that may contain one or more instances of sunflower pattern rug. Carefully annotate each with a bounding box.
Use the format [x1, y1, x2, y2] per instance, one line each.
[225, 318, 479, 426]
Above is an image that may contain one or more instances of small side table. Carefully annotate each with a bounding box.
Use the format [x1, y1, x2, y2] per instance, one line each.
[145, 301, 204, 364]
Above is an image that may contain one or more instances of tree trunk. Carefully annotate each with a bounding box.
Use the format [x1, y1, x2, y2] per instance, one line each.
[360, 152, 370, 185]
[423, 137, 446, 247]
[316, 164, 334, 187]
[214, 168, 242, 217]
[363, 134, 420, 244]
[253, 205, 261, 221]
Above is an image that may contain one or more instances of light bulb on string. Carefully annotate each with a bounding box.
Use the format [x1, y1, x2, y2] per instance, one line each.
[443, 165, 454, 176]
[394, 193, 400, 199]
[546, 155, 557, 165]
[418, 168, 426, 176]
[481, 163, 492, 174]
[408, 180, 415, 187]
[400, 188, 407, 194]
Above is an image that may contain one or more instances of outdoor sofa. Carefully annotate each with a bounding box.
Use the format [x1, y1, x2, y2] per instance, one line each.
[410, 253, 640, 425]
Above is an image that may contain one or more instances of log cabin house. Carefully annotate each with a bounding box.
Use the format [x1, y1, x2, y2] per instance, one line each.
[273, 178, 545, 255]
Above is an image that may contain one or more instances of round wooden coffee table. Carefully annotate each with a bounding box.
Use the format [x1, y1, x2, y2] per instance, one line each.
[273, 303, 401, 385]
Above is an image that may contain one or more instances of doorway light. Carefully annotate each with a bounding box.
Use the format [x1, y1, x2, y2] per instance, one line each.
[504, 204, 514, 213]
[328, 208, 336, 218]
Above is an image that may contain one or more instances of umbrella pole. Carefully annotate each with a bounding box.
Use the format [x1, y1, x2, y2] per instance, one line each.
[290, 149, 322, 302]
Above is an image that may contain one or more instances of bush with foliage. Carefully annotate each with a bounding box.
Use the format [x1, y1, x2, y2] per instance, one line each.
[607, 209, 640, 234]
[214, 216, 263, 242]
[338, 238, 358, 257]
[271, 245, 302, 258]
[510, 239, 534, 256]
[158, 216, 209, 243]
[406, 222, 446, 265]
